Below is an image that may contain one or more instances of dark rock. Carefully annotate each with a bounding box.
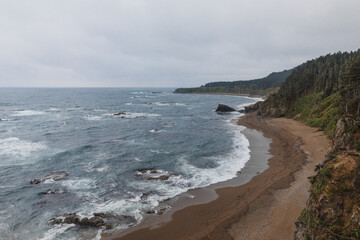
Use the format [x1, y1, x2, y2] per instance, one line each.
[114, 112, 126, 116]
[145, 175, 170, 181]
[30, 179, 41, 184]
[215, 104, 236, 112]
[156, 207, 169, 215]
[49, 212, 136, 229]
[146, 210, 156, 214]
[93, 212, 136, 226]
[243, 103, 260, 113]
[48, 218, 63, 225]
[79, 217, 105, 227]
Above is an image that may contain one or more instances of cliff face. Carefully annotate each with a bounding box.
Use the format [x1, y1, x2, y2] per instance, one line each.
[257, 50, 360, 239]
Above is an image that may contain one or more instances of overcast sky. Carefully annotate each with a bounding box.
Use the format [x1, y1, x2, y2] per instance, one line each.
[0, 0, 359, 87]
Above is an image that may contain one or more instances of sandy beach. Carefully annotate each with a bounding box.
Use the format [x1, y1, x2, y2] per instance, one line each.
[106, 113, 330, 240]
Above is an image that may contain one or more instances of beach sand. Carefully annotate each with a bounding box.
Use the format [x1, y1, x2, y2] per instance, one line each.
[105, 113, 330, 240]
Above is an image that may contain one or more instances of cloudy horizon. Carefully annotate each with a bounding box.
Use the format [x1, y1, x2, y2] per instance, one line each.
[0, 0, 359, 88]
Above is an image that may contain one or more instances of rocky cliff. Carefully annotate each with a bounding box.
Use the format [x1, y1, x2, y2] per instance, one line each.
[256, 50, 360, 239]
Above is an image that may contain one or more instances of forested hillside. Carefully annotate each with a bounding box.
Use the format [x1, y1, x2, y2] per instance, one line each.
[174, 69, 291, 96]
[257, 50, 360, 239]
[260, 50, 360, 136]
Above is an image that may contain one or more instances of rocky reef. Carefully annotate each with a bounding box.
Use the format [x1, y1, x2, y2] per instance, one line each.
[48, 212, 136, 230]
[30, 171, 69, 184]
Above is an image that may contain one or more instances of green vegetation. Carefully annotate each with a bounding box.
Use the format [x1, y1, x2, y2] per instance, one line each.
[288, 91, 344, 135]
[261, 50, 360, 137]
[174, 70, 292, 96]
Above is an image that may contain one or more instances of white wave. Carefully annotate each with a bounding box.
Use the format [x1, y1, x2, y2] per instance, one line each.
[48, 108, 61, 111]
[179, 128, 250, 188]
[111, 112, 160, 119]
[0, 137, 47, 158]
[0, 118, 13, 121]
[152, 102, 186, 107]
[152, 102, 170, 106]
[150, 149, 170, 154]
[96, 166, 109, 172]
[60, 179, 96, 191]
[148, 129, 166, 133]
[175, 103, 187, 106]
[39, 224, 76, 240]
[11, 110, 46, 116]
[93, 109, 105, 112]
[84, 115, 102, 121]
[125, 103, 132, 105]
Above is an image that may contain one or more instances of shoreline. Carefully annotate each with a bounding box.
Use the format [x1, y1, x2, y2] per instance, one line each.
[173, 92, 266, 99]
[103, 114, 272, 239]
[105, 113, 330, 240]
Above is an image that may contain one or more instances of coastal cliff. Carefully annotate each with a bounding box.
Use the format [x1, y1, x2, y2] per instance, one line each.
[256, 50, 360, 239]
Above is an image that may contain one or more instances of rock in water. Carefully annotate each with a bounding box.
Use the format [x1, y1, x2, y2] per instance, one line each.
[30, 179, 41, 184]
[215, 104, 236, 112]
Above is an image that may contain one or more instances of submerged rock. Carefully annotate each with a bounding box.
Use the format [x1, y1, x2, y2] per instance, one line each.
[114, 112, 126, 116]
[137, 169, 172, 181]
[41, 188, 66, 194]
[44, 171, 69, 182]
[215, 104, 236, 112]
[31, 171, 69, 185]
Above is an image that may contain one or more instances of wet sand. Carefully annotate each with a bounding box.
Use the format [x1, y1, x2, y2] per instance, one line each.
[106, 113, 330, 240]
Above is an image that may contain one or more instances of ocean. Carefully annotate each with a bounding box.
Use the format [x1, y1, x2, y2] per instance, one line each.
[0, 88, 259, 240]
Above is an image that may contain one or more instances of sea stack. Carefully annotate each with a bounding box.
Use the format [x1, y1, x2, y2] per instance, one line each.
[215, 104, 236, 112]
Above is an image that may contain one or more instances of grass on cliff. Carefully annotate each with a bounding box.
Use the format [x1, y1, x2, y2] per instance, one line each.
[287, 91, 345, 135]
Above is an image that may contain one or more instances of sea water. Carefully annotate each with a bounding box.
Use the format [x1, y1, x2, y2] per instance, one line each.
[0, 88, 259, 240]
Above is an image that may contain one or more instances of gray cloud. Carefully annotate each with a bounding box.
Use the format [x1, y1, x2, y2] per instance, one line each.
[0, 0, 359, 87]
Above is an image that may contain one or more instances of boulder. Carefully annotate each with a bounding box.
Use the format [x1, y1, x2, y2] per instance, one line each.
[30, 179, 41, 184]
[215, 104, 236, 112]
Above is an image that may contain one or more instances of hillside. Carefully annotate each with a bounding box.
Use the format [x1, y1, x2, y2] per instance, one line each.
[256, 50, 360, 239]
[174, 69, 292, 96]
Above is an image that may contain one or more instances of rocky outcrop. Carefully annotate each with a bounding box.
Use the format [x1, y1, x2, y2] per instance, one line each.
[48, 212, 136, 229]
[48, 213, 106, 228]
[215, 104, 236, 112]
[137, 169, 172, 181]
[295, 151, 360, 239]
[30, 171, 69, 184]
[239, 102, 262, 113]
[334, 115, 360, 150]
